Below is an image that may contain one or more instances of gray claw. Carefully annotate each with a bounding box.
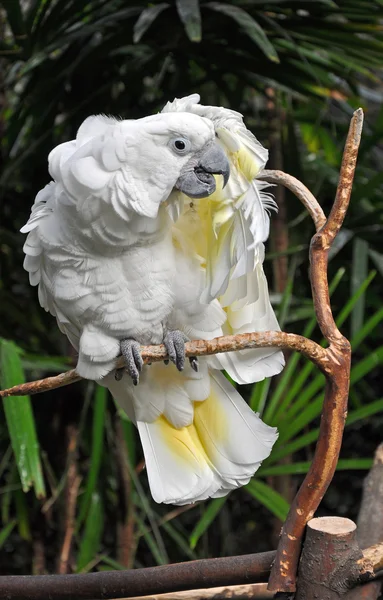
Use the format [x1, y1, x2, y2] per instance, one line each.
[164, 330, 189, 372]
[120, 338, 143, 385]
[189, 357, 198, 372]
[115, 368, 124, 381]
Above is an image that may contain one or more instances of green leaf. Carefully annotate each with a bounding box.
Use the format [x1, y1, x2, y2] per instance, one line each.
[245, 480, 289, 521]
[259, 458, 372, 477]
[206, 3, 279, 62]
[134, 511, 167, 566]
[14, 488, 31, 541]
[189, 496, 227, 550]
[1, 0, 27, 44]
[176, 0, 201, 42]
[346, 398, 383, 426]
[351, 238, 369, 338]
[250, 263, 296, 414]
[265, 268, 345, 423]
[125, 442, 168, 564]
[0, 339, 45, 498]
[369, 248, 383, 277]
[351, 307, 383, 350]
[77, 385, 107, 527]
[162, 521, 197, 559]
[0, 519, 17, 549]
[76, 492, 104, 573]
[133, 4, 170, 44]
[274, 271, 376, 423]
[350, 346, 383, 384]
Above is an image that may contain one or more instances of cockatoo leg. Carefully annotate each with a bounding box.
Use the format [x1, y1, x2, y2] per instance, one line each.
[163, 330, 198, 373]
[119, 339, 143, 386]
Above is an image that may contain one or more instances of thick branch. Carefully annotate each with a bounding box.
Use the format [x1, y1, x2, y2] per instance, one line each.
[0, 332, 327, 398]
[0, 541, 380, 600]
[258, 169, 326, 231]
[268, 108, 363, 593]
[0, 552, 275, 600]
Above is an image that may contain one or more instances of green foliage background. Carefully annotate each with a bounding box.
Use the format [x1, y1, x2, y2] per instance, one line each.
[0, 0, 383, 576]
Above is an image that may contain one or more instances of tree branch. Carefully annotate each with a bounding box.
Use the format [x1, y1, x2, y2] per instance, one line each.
[0, 540, 380, 600]
[258, 169, 326, 231]
[0, 332, 327, 398]
[268, 108, 363, 593]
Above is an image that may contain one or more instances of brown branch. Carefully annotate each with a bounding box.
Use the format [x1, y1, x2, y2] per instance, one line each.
[258, 169, 326, 231]
[0, 332, 327, 399]
[295, 517, 374, 599]
[57, 425, 82, 575]
[0, 541, 381, 600]
[0, 551, 276, 599]
[115, 419, 137, 569]
[122, 582, 273, 599]
[268, 108, 363, 593]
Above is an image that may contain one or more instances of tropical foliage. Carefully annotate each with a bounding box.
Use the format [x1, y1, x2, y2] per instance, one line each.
[0, 0, 383, 574]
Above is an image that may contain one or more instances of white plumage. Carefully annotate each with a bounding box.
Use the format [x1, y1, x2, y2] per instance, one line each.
[22, 95, 284, 505]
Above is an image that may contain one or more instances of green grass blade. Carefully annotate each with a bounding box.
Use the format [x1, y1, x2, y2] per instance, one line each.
[267, 430, 319, 464]
[259, 458, 372, 476]
[0, 519, 17, 549]
[351, 238, 369, 338]
[279, 344, 383, 441]
[266, 268, 345, 424]
[274, 271, 376, 420]
[77, 385, 107, 527]
[0, 339, 45, 498]
[135, 511, 168, 566]
[119, 417, 136, 470]
[162, 521, 197, 559]
[346, 398, 383, 426]
[126, 446, 168, 564]
[336, 271, 376, 328]
[189, 496, 227, 550]
[76, 492, 104, 573]
[250, 269, 295, 414]
[350, 346, 383, 384]
[245, 480, 289, 521]
[269, 399, 383, 466]
[14, 488, 31, 541]
[351, 307, 383, 350]
[250, 378, 271, 413]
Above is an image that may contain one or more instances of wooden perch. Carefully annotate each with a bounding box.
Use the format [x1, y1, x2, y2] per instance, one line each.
[0, 331, 327, 398]
[296, 517, 372, 599]
[118, 582, 273, 599]
[267, 108, 363, 593]
[0, 109, 364, 597]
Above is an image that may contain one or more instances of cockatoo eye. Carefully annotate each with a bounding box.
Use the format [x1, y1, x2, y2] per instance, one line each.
[170, 137, 191, 154]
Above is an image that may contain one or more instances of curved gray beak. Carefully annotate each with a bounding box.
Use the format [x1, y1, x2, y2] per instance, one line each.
[175, 143, 230, 199]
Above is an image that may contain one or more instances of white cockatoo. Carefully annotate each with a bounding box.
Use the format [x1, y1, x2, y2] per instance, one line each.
[21, 94, 284, 505]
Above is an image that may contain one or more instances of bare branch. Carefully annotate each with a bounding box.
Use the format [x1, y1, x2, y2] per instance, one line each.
[258, 169, 326, 231]
[123, 582, 273, 599]
[0, 331, 327, 399]
[268, 108, 363, 593]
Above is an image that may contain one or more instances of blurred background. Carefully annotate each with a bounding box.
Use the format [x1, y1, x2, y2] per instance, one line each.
[0, 0, 383, 578]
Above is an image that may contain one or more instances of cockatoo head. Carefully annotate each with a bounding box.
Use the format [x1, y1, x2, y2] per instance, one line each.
[49, 111, 230, 220]
[118, 111, 230, 217]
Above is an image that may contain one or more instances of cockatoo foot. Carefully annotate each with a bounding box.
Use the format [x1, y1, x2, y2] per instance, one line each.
[120, 338, 143, 385]
[163, 330, 198, 372]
